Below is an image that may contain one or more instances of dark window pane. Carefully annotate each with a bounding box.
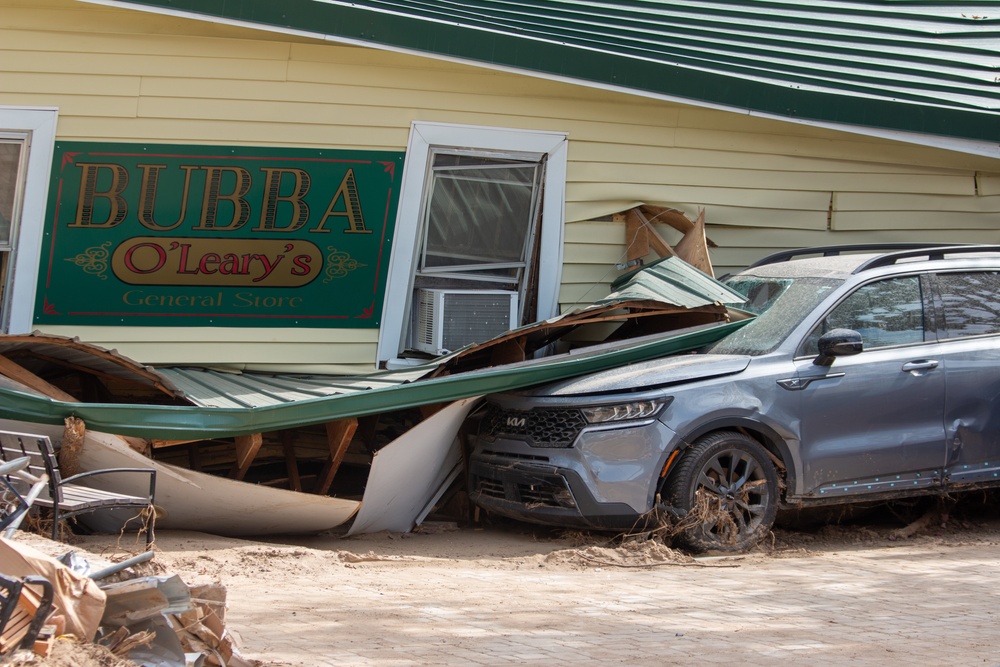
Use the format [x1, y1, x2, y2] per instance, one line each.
[937, 272, 1000, 338]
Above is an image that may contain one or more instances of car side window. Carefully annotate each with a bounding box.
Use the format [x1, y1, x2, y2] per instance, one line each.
[800, 276, 926, 356]
[936, 271, 1000, 339]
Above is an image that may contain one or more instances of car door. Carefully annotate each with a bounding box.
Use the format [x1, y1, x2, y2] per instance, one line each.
[930, 270, 1000, 485]
[791, 274, 946, 498]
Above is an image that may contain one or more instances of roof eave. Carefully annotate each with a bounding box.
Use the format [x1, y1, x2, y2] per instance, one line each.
[77, 0, 1000, 156]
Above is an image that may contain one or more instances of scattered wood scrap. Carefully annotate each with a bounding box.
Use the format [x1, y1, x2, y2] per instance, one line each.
[619, 204, 717, 276]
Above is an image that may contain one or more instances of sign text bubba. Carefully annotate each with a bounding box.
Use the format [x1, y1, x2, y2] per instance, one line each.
[35, 143, 403, 328]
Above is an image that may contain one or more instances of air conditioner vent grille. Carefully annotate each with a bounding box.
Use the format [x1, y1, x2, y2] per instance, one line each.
[413, 288, 518, 355]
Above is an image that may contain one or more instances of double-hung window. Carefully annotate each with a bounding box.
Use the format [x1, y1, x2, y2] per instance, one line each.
[377, 123, 567, 365]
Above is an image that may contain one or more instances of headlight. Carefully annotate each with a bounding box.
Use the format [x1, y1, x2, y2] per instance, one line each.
[581, 400, 663, 424]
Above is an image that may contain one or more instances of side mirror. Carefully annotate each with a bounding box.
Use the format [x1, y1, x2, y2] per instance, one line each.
[814, 328, 863, 367]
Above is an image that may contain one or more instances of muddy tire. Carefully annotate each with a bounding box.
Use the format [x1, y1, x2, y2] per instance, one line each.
[665, 431, 778, 553]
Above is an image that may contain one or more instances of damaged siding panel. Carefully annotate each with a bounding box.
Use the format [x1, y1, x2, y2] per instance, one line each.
[978, 174, 1000, 197]
[832, 192, 1000, 231]
[564, 184, 832, 229]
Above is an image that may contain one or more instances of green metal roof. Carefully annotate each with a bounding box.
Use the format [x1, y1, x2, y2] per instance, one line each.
[90, 0, 1000, 143]
[605, 256, 745, 305]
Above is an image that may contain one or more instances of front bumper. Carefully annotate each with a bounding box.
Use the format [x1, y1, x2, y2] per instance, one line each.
[468, 452, 647, 531]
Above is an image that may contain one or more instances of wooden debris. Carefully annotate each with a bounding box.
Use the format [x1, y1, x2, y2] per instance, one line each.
[624, 207, 676, 261]
[0, 353, 78, 402]
[229, 433, 263, 481]
[673, 209, 714, 276]
[639, 204, 718, 247]
[619, 205, 717, 276]
[314, 418, 358, 495]
[102, 626, 155, 655]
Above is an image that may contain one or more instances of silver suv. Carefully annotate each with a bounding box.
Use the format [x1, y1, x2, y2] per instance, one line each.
[468, 244, 1000, 552]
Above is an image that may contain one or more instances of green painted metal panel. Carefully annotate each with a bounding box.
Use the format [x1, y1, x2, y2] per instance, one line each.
[104, 1, 1000, 142]
[606, 256, 747, 305]
[35, 142, 404, 328]
[0, 320, 747, 439]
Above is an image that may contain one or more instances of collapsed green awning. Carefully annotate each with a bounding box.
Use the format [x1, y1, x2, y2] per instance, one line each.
[0, 320, 745, 439]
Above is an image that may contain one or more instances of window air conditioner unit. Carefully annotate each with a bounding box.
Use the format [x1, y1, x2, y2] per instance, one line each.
[413, 288, 519, 355]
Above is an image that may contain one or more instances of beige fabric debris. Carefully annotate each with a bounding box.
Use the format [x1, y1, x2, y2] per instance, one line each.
[0, 537, 106, 641]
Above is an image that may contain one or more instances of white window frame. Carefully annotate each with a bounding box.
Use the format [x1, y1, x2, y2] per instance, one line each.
[377, 122, 567, 366]
[0, 107, 57, 334]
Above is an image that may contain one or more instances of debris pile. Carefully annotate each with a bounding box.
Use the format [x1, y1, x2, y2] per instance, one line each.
[0, 536, 255, 666]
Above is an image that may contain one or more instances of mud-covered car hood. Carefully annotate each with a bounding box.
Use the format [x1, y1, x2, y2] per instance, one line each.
[521, 353, 752, 397]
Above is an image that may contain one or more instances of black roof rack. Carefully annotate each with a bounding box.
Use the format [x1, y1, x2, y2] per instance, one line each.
[746, 243, 963, 270]
[852, 244, 1000, 273]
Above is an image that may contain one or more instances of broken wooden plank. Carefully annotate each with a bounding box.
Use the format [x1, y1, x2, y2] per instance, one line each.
[639, 204, 718, 248]
[625, 208, 676, 259]
[313, 419, 358, 495]
[151, 438, 204, 449]
[281, 432, 302, 492]
[229, 433, 262, 481]
[0, 354, 78, 402]
[673, 209, 715, 277]
[621, 211, 649, 262]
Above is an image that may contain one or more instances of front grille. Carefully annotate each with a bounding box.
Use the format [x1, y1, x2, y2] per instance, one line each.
[481, 404, 587, 448]
[477, 478, 506, 499]
[472, 472, 576, 509]
[480, 450, 549, 462]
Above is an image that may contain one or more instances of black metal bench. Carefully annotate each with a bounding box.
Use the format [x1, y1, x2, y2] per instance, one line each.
[0, 430, 156, 547]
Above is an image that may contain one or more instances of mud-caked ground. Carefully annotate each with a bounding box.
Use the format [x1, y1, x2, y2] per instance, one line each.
[25, 492, 1000, 666]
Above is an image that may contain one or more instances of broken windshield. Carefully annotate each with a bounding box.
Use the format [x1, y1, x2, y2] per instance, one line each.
[708, 275, 842, 356]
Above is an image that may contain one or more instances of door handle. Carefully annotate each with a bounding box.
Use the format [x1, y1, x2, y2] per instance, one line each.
[902, 360, 939, 373]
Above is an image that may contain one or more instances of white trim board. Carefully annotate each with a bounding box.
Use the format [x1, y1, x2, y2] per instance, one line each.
[0, 107, 58, 334]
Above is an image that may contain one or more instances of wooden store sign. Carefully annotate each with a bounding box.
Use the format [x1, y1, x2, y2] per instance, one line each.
[34, 143, 403, 327]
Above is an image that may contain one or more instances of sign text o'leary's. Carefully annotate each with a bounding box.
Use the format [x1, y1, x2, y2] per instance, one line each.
[34, 143, 403, 328]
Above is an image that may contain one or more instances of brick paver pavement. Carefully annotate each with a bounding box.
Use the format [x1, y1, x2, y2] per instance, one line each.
[164, 534, 1000, 667]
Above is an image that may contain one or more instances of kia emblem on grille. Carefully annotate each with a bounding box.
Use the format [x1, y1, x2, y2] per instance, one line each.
[506, 416, 527, 428]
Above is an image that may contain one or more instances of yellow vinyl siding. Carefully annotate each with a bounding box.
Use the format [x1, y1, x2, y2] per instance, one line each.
[3, 0, 999, 369]
[38, 325, 380, 373]
[568, 161, 975, 196]
[832, 193, 1000, 231]
[0, 72, 142, 97]
[975, 173, 1000, 197]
